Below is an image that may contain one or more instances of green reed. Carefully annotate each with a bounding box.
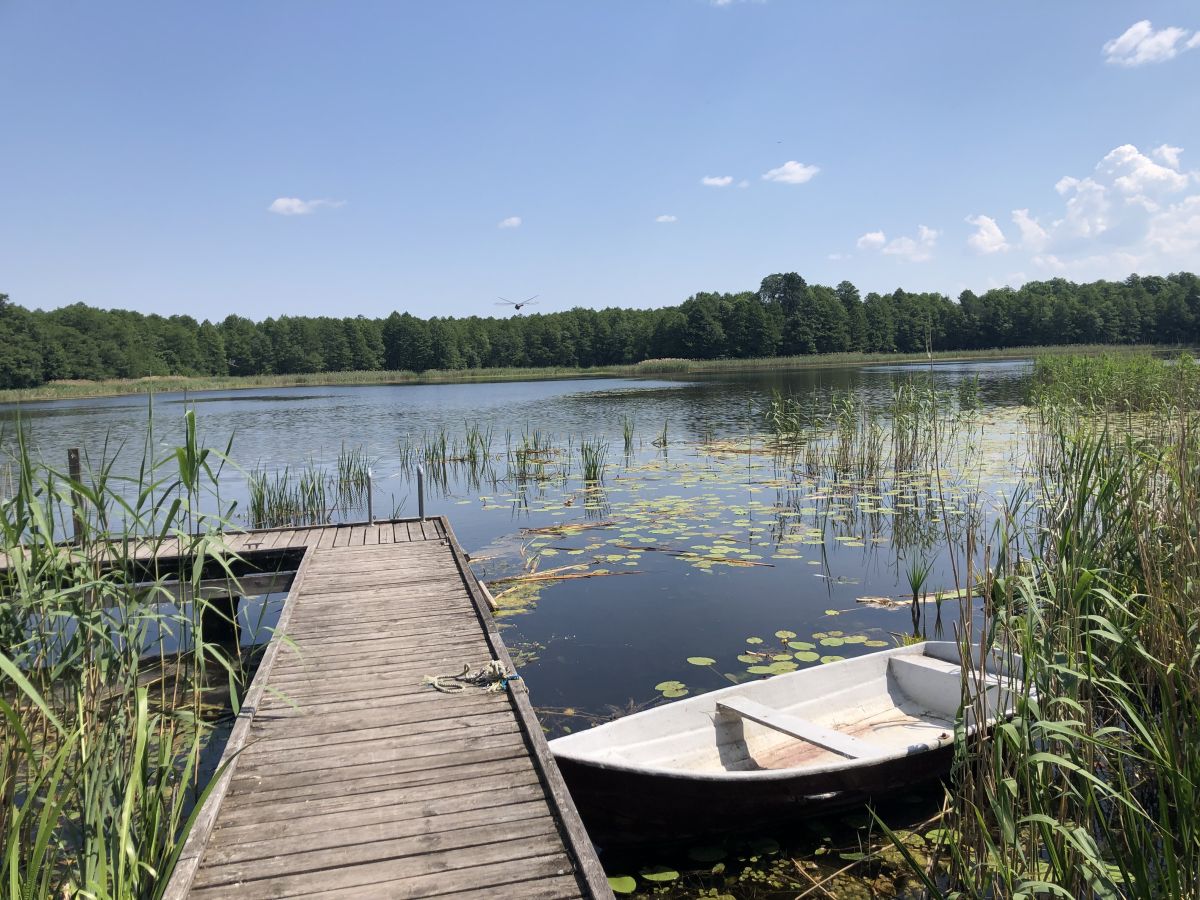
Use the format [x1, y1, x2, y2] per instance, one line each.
[889, 383, 1200, 897]
[1, 410, 246, 898]
[622, 415, 635, 455]
[579, 437, 609, 483]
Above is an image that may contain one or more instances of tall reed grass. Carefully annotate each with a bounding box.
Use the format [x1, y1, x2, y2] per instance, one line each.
[1, 411, 247, 898]
[892, 353, 1200, 898]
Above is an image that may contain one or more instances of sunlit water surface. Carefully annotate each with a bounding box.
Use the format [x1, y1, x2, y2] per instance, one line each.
[1, 360, 1034, 737]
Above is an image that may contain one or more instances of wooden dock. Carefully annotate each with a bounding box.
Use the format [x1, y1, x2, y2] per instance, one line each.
[164, 517, 612, 900]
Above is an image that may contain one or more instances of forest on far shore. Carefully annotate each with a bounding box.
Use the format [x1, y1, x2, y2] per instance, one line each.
[0, 271, 1197, 390]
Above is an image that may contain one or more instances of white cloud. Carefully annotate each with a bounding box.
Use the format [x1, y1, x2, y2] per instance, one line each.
[701, 175, 734, 187]
[762, 160, 820, 184]
[881, 225, 939, 262]
[655, 214, 678, 223]
[1153, 144, 1184, 169]
[1099, 143, 1190, 195]
[267, 197, 344, 216]
[828, 252, 851, 261]
[1103, 20, 1197, 66]
[856, 231, 886, 250]
[1011, 209, 1049, 250]
[966, 215, 1009, 254]
[974, 142, 1200, 282]
[498, 216, 522, 229]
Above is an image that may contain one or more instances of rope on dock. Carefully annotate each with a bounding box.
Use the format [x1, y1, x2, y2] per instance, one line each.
[423, 660, 520, 693]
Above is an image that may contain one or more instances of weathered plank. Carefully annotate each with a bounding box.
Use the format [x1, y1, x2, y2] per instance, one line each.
[166, 518, 609, 900]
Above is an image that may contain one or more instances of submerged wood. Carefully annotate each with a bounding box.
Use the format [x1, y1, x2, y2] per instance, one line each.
[550, 641, 1022, 844]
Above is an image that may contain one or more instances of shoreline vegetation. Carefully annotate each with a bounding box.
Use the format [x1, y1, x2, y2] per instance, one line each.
[0, 342, 1179, 405]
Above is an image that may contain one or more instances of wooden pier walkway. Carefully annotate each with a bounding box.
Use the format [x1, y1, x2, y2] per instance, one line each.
[164, 517, 611, 900]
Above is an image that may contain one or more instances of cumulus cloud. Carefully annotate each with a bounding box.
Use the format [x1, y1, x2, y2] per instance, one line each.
[498, 216, 522, 229]
[856, 231, 886, 250]
[966, 215, 1009, 254]
[1103, 20, 1197, 66]
[762, 160, 820, 184]
[972, 142, 1200, 282]
[655, 214, 678, 223]
[268, 197, 344, 215]
[1011, 209, 1049, 250]
[701, 175, 734, 187]
[881, 225, 939, 262]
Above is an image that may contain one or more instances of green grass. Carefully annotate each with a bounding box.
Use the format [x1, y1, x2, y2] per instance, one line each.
[0, 344, 1176, 404]
[1, 409, 249, 898]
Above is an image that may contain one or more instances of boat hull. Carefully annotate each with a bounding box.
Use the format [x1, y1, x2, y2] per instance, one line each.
[556, 743, 954, 844]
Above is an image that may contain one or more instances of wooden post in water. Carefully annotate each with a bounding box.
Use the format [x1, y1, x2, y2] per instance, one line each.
[67, 448, 84, 543]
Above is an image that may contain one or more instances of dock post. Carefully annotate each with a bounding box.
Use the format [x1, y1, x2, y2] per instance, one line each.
[417, 465, 425, 519]
[67, 448, 84, 543]
[366, 468, 374, 523]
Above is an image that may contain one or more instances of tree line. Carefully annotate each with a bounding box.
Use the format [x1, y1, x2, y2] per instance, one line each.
[1, 271, 1198, 390]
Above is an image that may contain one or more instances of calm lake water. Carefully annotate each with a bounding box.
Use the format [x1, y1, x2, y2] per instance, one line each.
[0, 360, 1034, 735]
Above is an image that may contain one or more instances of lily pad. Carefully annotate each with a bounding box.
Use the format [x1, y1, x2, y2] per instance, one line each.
[745, 637, 764, 645]
[774, 629, 797, 639]
[608, 875, 637, 894]
[793, 651, 820, 662]
[736, 653, 761, 663]
[640, 865, 680, 882]
[686, 657, 716, 666]
[654, 680, 684, 692]
[787, 641, 816, 651]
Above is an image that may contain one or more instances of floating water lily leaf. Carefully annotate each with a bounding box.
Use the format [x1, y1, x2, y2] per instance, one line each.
[746, 837, 780, 855]
[819, 637, 845, 647]
[793, 651, 820, 662]
[661, 687, 689, 698]
[787, 641, 815, 651]
[745, 637, 764, 645]
[654, 680, 684, 692]
[687, 657, 716, 666]
[608, 875, 637, 894]
[823, 609, 840, 616]
[865, 639, 890, 647]
[842, 635, 868, 644]
[770, 653, 793, 661]
[736, 653, 760, 663]
[687, 845, 727, 863]
[774, 629, 797, 639]
[820, 655, 845, 664]
[640, 865, 680, 882]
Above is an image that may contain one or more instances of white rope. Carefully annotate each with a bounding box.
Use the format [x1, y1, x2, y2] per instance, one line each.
[423, 660, 518, 693]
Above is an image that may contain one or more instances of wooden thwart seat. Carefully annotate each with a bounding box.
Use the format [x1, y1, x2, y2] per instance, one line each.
[715, 695, 878, 759]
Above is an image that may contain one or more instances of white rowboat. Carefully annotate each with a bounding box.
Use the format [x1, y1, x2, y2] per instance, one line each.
[549, 641, 1021, 842]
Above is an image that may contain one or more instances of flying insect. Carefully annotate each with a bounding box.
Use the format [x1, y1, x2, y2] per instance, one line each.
[497, 295, 539, 312]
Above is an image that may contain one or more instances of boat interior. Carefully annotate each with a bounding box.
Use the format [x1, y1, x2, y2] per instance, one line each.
[557, 644, 1020, 775]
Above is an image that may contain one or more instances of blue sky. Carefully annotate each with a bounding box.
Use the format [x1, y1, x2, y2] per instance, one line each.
[2, 2, 1199, 321]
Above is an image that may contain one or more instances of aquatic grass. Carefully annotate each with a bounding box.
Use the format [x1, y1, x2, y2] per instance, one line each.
[622, 415, 635, 455]
[900, 394, 1200, 897]
[579, 438, 609, 483]
[0, 410, 249, 898]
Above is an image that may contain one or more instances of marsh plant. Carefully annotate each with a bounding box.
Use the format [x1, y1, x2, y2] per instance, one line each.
[887, 362, 1200, 898]
[579, 437, 609, 483]
[0, 411, 247, 899]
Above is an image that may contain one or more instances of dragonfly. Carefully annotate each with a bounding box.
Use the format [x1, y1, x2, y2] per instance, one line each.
[496, 295, 539, 311]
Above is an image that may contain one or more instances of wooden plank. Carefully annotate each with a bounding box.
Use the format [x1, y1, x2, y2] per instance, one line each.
[191, 841, 574, 900]
[211, 763, 541, 828]
[231, 729, 526, 782]
[716, 695, 878, 759]
[331, 526, 352, 548]
[316, 527, 337, 549]
[225, 751, 536, 808]
[195, 820, 561, 891]
[201, 797, 553, 869]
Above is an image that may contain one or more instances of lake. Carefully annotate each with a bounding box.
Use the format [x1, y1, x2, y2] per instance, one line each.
[0, 359, 1034, 736]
